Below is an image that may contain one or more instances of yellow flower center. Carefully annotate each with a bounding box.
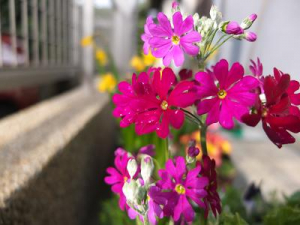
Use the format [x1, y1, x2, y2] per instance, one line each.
[172, 35, 180, 45]
[218, 89, 227, 99]
[175, 184, 186, 195]
[161, 100, 168, 110]
[124, 176, 128, 183]
[147, 194, 151, 202]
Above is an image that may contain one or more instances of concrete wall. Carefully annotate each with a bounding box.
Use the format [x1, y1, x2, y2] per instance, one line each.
[0, 86, 116, 225]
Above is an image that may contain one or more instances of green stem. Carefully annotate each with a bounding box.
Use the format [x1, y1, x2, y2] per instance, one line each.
[181, 108, 204, 127]
[206, 35, 233, 59]
[164, 138, 169, 163]
[205, 28, 218, 53]
[200, 125, 208, 156]
[143, 215, 150, 225]
[198, 59, 205, 71]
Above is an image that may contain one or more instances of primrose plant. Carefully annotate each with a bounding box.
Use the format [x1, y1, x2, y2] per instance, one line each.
[105, 2, 300, 224]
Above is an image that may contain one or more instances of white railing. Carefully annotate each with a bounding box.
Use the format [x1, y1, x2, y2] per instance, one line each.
[0, 0, 82, 90]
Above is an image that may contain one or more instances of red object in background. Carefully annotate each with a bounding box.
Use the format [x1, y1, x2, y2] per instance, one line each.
[0, 34, 39, 117]
[0, 87, 39, 109]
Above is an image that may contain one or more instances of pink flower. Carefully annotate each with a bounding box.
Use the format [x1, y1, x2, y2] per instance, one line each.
[147, 186, 168, 224]
[148, 11, 201, 67]
[157, 157, 208, 222]
[196, 59, 259, 129]
[141, 16, 155, 55]
[104, 148, 132, 210]
[112, 71, 154, 128]
[113, 68, 196, 138]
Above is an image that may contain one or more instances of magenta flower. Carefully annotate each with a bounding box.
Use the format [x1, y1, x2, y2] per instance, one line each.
[196, 59, 259, 129]
[104, 148, 132, 210]
[135, 68, 196, 138]
[113, 68, 196, 138]
[147, 186, 168, 224]
[112, 71, 154, 128]
[141, 16, 155, 55]
[157, 157, 208, 222]
[148, 11, 201, 67]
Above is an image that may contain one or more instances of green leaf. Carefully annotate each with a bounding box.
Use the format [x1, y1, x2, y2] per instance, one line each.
[219, 212, 249, 225]
[263, 206, 300, 225]
[286, 191, 300, 208]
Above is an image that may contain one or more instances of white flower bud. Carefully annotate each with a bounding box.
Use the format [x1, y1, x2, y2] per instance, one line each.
[210, 5, 222, 24]
[123, 180, 138, 203]
[210, 5, 218, 21]
[141, 156, 154, 185]
[127, 158, 138, 179]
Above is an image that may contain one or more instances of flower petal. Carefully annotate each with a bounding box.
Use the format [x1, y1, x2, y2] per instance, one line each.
[219, 99, 235, 129]
[168, 109, 184, 129]
[156, 113, 170, 138]
[168, 81, 196, 107]
[213, 59, 229, 89]
[157, 12, 173, 36]
[173, 45, 184, 67]
[225, 62, 244, 88]
[181, 31, 201, 43]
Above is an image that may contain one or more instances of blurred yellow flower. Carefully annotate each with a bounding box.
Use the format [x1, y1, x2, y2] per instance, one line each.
[81, 36, 93, 47]
[96, 49, 108, 66]
[142, 51, 156, 67]
[98, 73, 117, 93]
[130, 56, 145, 72]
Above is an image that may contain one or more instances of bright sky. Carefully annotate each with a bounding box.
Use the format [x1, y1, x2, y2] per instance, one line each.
[94, 0, 112, 8]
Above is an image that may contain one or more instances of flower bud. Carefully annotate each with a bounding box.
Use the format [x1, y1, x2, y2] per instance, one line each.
[188, 145, 200, 158]
[123, 180, 139, 203]
[244, 31, 257, 42]
[172, 1, 179, 9]
[210, 5, 222, 23]
[171, 1, 180, 13]
[222, 21, 244, 35]
[241, 14, 257, 30]
[141, 156, 154, 184]
[127, 158, 138, 179]
[186, 140, 200, 164]
[249, 14, 258, 22]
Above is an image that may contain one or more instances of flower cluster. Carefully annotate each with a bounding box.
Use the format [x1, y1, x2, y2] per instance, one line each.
[113, 67, 196, 138]
[242, 59, 300, 148]
[105, 2, 300, 225]
[142, 11, 201, 66]
[105, 147, 221, 224]
[220, 13, 258, 42]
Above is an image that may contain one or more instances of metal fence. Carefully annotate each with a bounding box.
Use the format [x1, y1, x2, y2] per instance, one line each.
[0, 0, 82, 90]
